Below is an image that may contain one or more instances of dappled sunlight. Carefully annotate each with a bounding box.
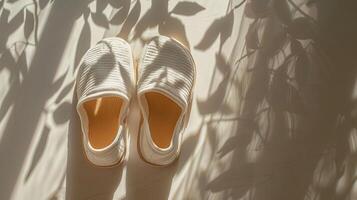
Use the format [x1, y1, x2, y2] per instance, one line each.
[1, 0, 357, 199]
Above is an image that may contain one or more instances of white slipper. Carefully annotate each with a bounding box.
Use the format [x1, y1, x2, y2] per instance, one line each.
[137, 36, 196, 166]
[76, 37, 134, 167]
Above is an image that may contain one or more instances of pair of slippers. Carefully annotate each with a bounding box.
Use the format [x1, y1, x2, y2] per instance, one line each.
[76, 36, 195, 167]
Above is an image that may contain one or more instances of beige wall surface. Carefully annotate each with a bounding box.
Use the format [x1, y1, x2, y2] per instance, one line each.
[0, 0, 356, 199]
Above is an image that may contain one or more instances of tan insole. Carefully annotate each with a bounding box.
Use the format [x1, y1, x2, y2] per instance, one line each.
[83, 96, 122, 149]
[146, 92, 181, 148]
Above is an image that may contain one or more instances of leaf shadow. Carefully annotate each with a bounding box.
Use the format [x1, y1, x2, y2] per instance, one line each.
[195, 11, 234, 51]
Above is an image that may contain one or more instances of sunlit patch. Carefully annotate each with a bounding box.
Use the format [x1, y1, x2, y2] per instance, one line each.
[312, 148, 337, 189]
[93, 97, 103, 116]
[349, 128, 357, 154]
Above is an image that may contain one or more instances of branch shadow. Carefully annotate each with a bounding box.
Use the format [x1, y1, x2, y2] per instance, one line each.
[199, 0, 357, 199]
[0, 0, 94, 198]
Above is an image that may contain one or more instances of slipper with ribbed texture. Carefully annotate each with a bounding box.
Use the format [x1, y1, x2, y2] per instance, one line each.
[137, 36, 196, 166]
[76, 37, 134, 167]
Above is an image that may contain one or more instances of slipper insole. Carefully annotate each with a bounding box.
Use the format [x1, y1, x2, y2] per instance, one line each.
[145, 92, 181, 148]
[83, 96, 122, 149]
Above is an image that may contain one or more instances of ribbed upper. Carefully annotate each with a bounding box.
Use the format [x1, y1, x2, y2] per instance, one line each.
[137, 36, 195, 109]
[76, 37, 133, 102]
